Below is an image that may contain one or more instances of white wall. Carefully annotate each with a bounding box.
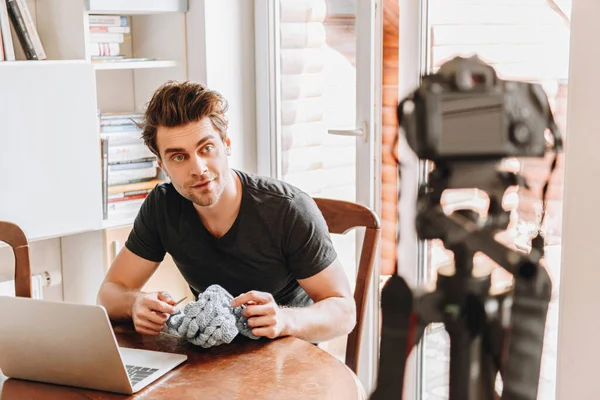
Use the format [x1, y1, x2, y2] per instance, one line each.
[0, 239, 63, 301]
[556, 0, 600, 398]
[202, 0, 258, 173]
[1, 0, 63, 300]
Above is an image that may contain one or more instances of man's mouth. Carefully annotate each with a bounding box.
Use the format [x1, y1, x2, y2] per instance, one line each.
[191, 180, 213, 189]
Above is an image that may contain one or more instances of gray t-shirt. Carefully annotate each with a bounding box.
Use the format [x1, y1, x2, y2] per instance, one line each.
[125, 169, 338, 306]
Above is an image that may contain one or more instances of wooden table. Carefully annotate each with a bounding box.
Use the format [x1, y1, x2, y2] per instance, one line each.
[0, 326, 365, 399]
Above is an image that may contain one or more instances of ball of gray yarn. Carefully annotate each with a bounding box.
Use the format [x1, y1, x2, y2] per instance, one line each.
[164, 285, 259, 348]
[232, 304, 259, 340]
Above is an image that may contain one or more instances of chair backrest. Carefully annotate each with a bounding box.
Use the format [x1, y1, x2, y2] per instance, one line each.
[313, 198, 381, 374]
[0, 222, 32, 298]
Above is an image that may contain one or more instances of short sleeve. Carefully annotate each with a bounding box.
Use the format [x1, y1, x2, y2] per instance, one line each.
[283, 192, 338, 279]
[125, 188, 166, 262]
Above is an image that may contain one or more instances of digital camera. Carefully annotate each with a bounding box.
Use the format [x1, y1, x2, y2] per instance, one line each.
[398, 56, 555, 161]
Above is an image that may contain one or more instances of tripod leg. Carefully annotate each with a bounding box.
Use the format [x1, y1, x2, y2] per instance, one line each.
[446, 316, 495, 400]
[484, 292, 512, 399]
[370, 275, 415, 400]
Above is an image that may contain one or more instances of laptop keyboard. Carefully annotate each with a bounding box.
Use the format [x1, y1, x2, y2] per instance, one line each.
[125, 365, 159, 386]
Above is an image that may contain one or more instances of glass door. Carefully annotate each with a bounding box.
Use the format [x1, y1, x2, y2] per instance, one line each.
[255, 0, 381, 389]
[414, 0, 570, 399]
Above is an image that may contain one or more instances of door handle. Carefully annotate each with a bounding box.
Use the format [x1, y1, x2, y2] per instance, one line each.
[327, 122, 367, 139]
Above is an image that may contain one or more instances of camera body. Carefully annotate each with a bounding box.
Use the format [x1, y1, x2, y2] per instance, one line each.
[399, 56, 552, 161]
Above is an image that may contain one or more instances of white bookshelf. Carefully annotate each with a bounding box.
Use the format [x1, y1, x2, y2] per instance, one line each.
[0, 59, 88, 66]
[102, 218, 135, 230]
[33, 0, 189, 229]
[93, 59, 177, 70]
[1, 0, 255, 305]
[0, 0, 197, 305]
[0, 1, 193, 235]
[86, 0, 188, 15]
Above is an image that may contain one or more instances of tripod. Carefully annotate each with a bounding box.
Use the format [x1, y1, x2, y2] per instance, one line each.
[370, 160, 552, 400]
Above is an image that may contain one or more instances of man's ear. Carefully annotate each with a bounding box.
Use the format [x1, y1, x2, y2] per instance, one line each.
[225, 137, 232, 155]
[157, 158, 169, 178]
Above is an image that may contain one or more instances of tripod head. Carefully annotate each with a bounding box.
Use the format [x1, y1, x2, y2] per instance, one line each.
[370, 56, 562, 400]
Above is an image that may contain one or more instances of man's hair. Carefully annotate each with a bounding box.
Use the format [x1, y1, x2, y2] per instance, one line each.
[141, 80, 229, 157]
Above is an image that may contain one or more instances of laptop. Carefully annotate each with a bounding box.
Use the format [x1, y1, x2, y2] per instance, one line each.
[0, 296, 187, 395]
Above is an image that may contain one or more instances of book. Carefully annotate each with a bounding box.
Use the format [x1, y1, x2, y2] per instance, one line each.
[89, 42, 120, 57]
[108, 143, 154, 164]
[100, 112, 144, 120]
[101, 138, 109, 220]
[109, 156, 156, 166]
[100, 123, 141, 133]
[100, 131, 143, 146]
[90, 26, 130, 34]
[15, 0, 44, 58]
[108, 179, 163, 196]
[91, 55, 126, 61]
[108, 166, 157, 186]
[100, 117, 143, 126]
[89, 15, 128, 27]
[107, 197, 146, 217]
[0, 0, 15, 60]
[6, 0, 45, 60]
[108, 161, 156, 171]
[108, 193, 148, 203]
[108, 188, 152, 200]
[89, 32, 125, 44]
[0, 24, 4, 60]
[91, 57, 157, 63]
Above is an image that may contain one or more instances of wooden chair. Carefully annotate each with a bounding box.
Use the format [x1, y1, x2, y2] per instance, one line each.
[0, 221, 32, 298]
[314, 198, 381, 375]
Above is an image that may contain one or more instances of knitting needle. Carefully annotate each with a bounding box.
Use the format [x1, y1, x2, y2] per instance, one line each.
[159, 296, 188, 339]
[168, 296, 187, 317]
[172, 296, 187, 308]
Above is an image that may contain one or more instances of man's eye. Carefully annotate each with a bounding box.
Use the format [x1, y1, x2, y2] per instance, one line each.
[172, 155, 185, 162]
[203, 145, 214, 153]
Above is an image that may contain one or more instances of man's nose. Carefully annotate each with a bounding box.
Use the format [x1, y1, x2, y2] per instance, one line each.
[191, 155, 208, 175]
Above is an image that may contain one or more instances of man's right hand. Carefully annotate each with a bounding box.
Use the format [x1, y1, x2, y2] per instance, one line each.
[131, 291, 178, 336]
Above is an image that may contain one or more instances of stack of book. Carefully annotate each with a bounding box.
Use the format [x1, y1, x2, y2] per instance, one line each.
[0, 0, 46, 61]
[88, 14, 130, 62]
[99, 112, 163, 221]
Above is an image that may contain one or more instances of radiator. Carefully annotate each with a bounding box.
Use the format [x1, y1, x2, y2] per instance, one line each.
[0, 271, 61, 299]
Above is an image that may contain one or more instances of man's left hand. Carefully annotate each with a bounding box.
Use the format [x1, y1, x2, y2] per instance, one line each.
[231, 290, 288, 339]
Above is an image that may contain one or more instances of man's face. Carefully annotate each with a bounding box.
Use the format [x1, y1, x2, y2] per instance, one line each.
[156, 118, 231, 207]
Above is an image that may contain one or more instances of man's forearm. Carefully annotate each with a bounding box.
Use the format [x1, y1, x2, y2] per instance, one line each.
[97, 281, 141, 322]
[281, 296, 356, 343]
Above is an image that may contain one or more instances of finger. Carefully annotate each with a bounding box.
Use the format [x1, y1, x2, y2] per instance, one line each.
[146, 298, 177, 315]
[247, 315, 277, 328]
[242, 304, 275, 318]
[136, 319, 164, 333]
[158, 291, 177, 305]
[137, 328, 161, 336]
[232, 291, 273, 307]
[134, 322, 162, 336]
[133, 307, 164, 326]
[145, 310, 169, 326]
[251, 326, 279, 339]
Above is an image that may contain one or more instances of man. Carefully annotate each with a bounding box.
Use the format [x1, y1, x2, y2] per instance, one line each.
[97, 81, 356, 344]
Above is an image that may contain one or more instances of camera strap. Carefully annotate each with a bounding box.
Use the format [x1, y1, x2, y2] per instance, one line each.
[499, 256, 552, 400]
[502, 116, 560, 399]
[530, 117, 563, 253]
